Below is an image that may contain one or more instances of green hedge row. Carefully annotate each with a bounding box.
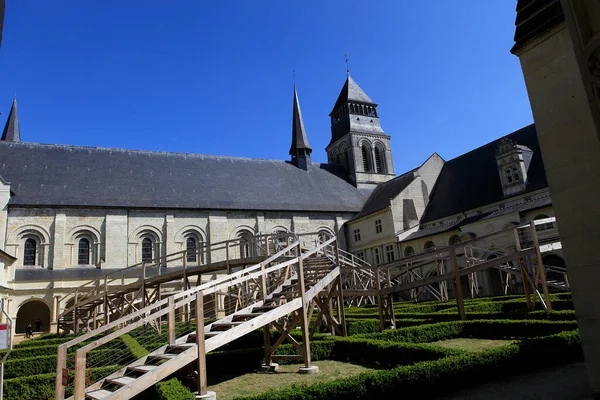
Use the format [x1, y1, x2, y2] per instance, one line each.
[235, 330, 582, 400]
[14, 336, 74, 348]
[156, 378, 195, 400]
[364, 319, 578, 343]
[4, 365, 121, 400]
[3, 348, 132, 380]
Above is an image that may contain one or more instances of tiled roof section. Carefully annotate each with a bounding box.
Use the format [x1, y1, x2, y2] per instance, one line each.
[0, 142, 370, 212]
[1, 98, 20, 142]
[330, 75, 376, 115]
[511, 0, 565, 54]
[289, 85, 312, 155]
[421, 124, 548, 223]
[349, 169, 416, 221]
[402, 213, 490, 242]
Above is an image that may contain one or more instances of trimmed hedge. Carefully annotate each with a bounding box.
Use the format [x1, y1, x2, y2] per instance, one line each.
[4, 348, 132, 380]
[4, 365, 121, 400]
[156, 378, 196, 400]
[121, 333, 150, 359]
[362, 319, 578, 343]
[14, 337, 74, 348]
[235, 330, 582, 400]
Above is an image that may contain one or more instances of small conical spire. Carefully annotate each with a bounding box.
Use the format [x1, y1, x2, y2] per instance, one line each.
[289, 84, 312, 170]
[1, 98, 21, 142]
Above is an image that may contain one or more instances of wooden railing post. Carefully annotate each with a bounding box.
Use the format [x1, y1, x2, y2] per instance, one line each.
[297, 256, 316, 372]
[514, 227, 534, 310]
[195, 292, 208, 396]
[167, 296, 175, 344]
[530, 221, 552, 312]
[260, 261, 268, 299]
[73, 289, 79, 335]
[54, 345, 68, 400]
[375, 267, 385, 331]
[386, 269, 396, 328]
[336, 275, 347, 336]
[450, 246, 466, 321]
[74, 348, 86, 400]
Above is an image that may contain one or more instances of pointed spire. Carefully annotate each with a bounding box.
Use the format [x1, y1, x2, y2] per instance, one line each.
[289, 84, 312, 170]
[1, 98, 21, 142]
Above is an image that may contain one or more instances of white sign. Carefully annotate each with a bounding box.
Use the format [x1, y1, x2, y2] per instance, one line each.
[0, 324, 8, 350]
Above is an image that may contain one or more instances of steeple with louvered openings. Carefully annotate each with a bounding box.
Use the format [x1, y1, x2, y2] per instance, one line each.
[326, 74, 395, 189]
[289, 84, 312, 170]
[1, 98, 21, 142]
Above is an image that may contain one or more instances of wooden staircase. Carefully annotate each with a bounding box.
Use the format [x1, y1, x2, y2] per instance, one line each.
[56, 238, 346, 400]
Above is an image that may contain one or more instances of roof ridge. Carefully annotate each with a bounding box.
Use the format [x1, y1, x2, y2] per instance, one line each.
[0, 140, 310, 164]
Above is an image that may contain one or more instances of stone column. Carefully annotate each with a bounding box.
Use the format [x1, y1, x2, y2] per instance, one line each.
[104, 211, 128, 268]
[511, 0, 600, 393]
[52, 212, 67, 269]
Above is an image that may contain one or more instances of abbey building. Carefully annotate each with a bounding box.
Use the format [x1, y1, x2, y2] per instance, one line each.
[0, 74, 562, 335]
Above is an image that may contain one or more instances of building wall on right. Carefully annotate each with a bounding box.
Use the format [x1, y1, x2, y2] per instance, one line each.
[512, 0, 600, 393]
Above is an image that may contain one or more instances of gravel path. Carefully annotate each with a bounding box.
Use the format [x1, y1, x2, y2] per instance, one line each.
[437, 363, 593, 400]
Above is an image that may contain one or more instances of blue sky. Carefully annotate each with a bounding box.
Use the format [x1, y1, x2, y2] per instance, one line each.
[0, 1, 531, 174]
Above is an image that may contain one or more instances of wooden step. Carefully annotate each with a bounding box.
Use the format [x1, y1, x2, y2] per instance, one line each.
[212, 321, 243, 327]
[129, 365, 158, 373]
[147, 353, 177, 360]
[106, 376, 136, 386]
[85, 389, 114, 400]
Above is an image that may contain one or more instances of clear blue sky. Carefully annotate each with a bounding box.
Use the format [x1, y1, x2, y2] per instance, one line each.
[0, 1, 532, 174]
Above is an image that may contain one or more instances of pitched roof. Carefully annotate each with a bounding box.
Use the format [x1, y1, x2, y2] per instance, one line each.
[420, 124, 548, 223]
[349, 169, 417, 221]
[330, 74, 376, 115]
[0, 142, 370, 212]
[1, 98, 20, 142]
[289, 85, 312, 155]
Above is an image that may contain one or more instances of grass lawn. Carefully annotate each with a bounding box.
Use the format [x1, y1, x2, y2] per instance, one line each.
[431, 338, 517, 352]
[207, 360, 373, 400]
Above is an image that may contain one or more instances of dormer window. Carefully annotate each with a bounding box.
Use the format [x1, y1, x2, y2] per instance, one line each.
[505, 166, 520, 183]
[495, 138, 532, 197]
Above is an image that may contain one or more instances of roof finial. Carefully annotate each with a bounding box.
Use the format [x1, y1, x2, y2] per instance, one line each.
[345, 53, 350, 76]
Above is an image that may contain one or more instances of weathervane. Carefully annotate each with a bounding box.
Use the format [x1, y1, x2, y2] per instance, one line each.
[345, 54, 350, 76]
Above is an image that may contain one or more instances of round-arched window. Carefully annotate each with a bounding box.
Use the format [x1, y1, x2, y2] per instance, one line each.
[449, 235, 461, 246]
[424, 241, 435, 252]
[23, 238, 37, 266]
[141, 237, 153, 263]
[78, 238, 90, 265]
[404, 246, 414, 257]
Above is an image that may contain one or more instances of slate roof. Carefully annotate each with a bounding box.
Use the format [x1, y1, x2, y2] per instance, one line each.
[349, 169, 417, 221]
[511, 0, 565, 54]
[420, 124, 548, 224]
[330, 74, 376, 115]
[1, 98, 20, 142]
[289, 85, 312, 155]
[402, 214, 489, 242]
[0, 141, 370, 212]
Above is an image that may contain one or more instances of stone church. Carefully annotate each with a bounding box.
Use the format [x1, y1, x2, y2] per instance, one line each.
[0, 73, 562, 334]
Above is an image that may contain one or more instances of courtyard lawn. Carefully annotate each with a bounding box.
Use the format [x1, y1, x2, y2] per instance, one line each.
[207, 360, 373, 400]
[431, 338, 517, 352]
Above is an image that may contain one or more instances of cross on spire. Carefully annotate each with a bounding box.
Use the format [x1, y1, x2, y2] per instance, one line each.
[345, 54, 350, 76]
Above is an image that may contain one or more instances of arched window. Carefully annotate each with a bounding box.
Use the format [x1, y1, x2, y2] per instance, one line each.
[404, 246, 414, 257]
[361, 144, 371, 172]
[23, 239, 37, 266]
[78, 238, 90, 265]
[374, 147, 385, 173]
[141, 237, 153, 263]
[238, 230, 254, 258]
[318, 230, 333, 244]
[424, 241, 435, 252]
[186, 237, 197, 263]
[449, 235, 461, 246]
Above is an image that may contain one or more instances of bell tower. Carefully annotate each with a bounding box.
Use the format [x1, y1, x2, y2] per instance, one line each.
[325, 74, 395, 189]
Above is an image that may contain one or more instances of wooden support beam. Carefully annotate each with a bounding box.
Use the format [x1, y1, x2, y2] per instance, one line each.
[514, 227, 534, 310]
[297, 258, 312, 368]
[196, 292, 207, 396]
[167, 296, 175, 344]
[375, 268, 384, 331]
[450, 246, 466, 321]
[530, 222, 552, 312]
